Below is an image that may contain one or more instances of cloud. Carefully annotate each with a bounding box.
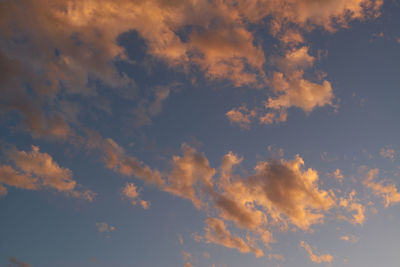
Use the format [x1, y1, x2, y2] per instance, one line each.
[8, 256, 32, 267]
[0, 146, 95, 201]
[300, 241, 333, 264]
[362, 167, 400, 207]
[226, 105, 257, 129]
[96, 222, 116, 233]
[165, 144, 216, 209]
[85, 132, 164, 187]
[380, 146, 395, 160]
[121, 182, 150, 209]
[245, 155, 335, 230]
[327, 169, 344, 182]
[266, 47, 334, 114]
[268, 254, 285, 261]
[339, 235, 359, 243]
[339, 190, 366, 225]
[204, 217, 263, 257]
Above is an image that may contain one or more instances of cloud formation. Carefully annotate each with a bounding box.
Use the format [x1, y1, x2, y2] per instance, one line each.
[300, 241, 333, 264]
[0, 146, 95, 200]
[121, 182, 150, 209]
[362, 167, 400, 207]
[96, 222, 116, 233]
[204, 217, 263, 257]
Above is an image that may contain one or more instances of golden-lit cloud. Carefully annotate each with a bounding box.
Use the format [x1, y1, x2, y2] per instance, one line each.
[226, 105, 257, 129]
[204, 217, 264, 257]
[245, 155, 335, 230]
[165, 144, 215, 209]
[121, 182, 150, 209]
[339, 235, 359, 243]
[96, 222, 116, 233]
[300, 241, 333, 264]
[266, 47, 334, 114]
[362, 167, 400, 207]
[327, 168, 344, 182]
[339, 190, 366, 225]
[85, 132, 165, 187]
[0, 146, 95, 201]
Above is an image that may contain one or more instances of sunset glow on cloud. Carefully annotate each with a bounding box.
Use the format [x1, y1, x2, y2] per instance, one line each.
[1, 0, 400, 266]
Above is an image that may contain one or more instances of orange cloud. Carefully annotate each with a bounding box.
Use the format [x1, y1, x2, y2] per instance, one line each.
[204, 217, 263, 257]
[300, 241, 333, 264]
[362, 167, 400, 207]
[121, 182, 150, 209]
[0, 146, 95, 201]
[165, 144, 216, 209]
[85, 132, 164, 187]
[339, 190, 366, 225]
[226, 105, 257, 129]
[96, 222, 116, 233]
[267, 47, 334, 114]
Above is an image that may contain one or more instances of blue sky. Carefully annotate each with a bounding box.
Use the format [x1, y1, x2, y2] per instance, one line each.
[1, 0, 400, 266]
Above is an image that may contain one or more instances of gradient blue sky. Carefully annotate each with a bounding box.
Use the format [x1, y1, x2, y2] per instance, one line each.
[1, 0, 400, 266]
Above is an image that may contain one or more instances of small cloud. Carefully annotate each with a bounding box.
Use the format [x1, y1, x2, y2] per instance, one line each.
[96, 222, 116, 233]
[380, 146, 395, 161]
[8, 256, 32, 267]
[121, 183, 150, 209]
[339, 235, 359, 244]
[327, 168, 344, 182]
[300, 241, 333, 264]
[226, 105, 256, 129]
[268, 254, 285, 261]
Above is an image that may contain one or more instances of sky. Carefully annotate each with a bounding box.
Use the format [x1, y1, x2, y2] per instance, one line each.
[1, 0, 400, 266]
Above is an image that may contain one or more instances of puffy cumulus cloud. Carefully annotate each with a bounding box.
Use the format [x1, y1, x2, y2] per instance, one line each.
[263, 0, 382, 35]
[245, 155, 335, 230]
[96, 222, 116, 233]
[0, 146, 95, 201]
[204, 217, 264, 257]
[0, 0, 383, 138]
[121, 182, 150, 209]
[8, 256, 32, 267]
[380, 146, 395, 160]
[189, 27, 265, 87]
[266, 47, 334, 114]
[300, 241, 334, 264]
[226, 105, 257, 129]
[362, 167, 400, 207]
[165, 144, 216, 209]
[338, 190, 366, 225]
[85, 131, 164, 187]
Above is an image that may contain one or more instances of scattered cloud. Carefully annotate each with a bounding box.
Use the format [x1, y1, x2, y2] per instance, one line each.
[327, 169, 344, 182]
[8, 256, 32, 267]
[0, 146, 95, 201]
[204, 217, 264, 257]
[300, 241, 333, 264]
[226, 105, 257, 129]
[362, 167, 400, 207]
[121, 182, 150, 209]
[96, 222, 116, 233]
[340, 235, 359, 244]
[268, 254, 285, 261]
[339, 190, 366, 225]
[164, 144, 215, 209]
[380, 146, 395, 161]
